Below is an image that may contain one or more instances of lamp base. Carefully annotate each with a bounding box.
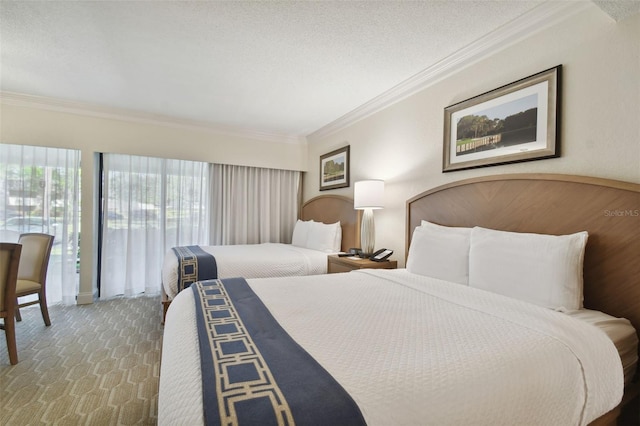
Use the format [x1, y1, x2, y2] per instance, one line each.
[360, 208, 375, 256]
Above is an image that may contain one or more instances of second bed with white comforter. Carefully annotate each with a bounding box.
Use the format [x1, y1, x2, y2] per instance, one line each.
[161, 243, 330, 299]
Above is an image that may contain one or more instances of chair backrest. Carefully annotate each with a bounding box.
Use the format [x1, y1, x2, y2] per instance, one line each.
[0, 243, 22, 312]
[17, 233, 54, 284]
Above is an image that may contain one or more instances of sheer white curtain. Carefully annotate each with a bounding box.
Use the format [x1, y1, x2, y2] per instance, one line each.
[100, 154, 209, 298]
[0, 143, 81, 305]
[210, 164, 300, 245]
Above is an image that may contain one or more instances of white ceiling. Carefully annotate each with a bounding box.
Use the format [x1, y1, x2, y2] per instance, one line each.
[1, 1, 638, 141]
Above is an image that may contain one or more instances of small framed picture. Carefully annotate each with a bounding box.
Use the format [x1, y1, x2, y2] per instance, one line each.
[319, 145, 350, 191]
[443, 65, 561, 172]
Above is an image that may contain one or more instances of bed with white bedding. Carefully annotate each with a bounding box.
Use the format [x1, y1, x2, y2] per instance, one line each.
[162, 242, 331, 298]
[159, 174, 640, 425]
[159, 269, 634, 425]
[160, 195, 361, 319]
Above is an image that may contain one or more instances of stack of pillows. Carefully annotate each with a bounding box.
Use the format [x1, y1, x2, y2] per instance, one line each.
[407, 220, 589, 311]
[291, 219, 342, 253]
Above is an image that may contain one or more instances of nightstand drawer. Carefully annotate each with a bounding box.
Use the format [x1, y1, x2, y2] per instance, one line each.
[328, 262, 356, 274]
[327, 254, 397, 274]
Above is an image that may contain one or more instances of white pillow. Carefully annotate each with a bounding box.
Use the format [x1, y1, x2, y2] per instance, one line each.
[307, 221, 341, 252]
[406, 221, 471, 285]
[291, 219, 313, 247]
[468, 226, 588, 310]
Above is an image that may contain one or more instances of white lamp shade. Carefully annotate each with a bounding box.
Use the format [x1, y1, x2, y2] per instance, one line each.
[354, 180, 384, 210]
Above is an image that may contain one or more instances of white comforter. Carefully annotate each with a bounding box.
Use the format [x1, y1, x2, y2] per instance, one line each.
[159, 269, 624, 426]
[161, 243, 330, 299]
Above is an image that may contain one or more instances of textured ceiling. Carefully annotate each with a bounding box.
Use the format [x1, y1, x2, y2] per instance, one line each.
[593, 0, 640, 21]
[0, 1, 636, 139]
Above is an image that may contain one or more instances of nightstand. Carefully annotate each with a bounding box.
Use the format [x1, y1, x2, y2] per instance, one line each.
[327, 254, 397, 274]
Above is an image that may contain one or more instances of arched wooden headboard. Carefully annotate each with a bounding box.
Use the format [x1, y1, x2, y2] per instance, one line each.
[406, 173, 640, 366]
[300, 195, 361, 252]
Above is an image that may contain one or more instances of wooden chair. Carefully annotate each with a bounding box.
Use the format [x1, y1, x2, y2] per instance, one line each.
[15, 233, 55, 326]
[0, 243, 22, 365]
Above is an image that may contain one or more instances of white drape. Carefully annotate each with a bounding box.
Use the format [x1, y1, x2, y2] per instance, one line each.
[100, 157, 300, 298]
[0, 143, 80, 305]
[210, 164, 300, 245]
[100, 154, 210, 298]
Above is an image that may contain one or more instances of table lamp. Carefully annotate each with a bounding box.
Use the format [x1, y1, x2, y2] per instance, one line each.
[354, 179, 384, 256]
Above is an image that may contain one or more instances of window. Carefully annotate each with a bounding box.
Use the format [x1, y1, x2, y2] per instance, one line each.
[0, 143, 81, 305]
[99, 154, 210, 298]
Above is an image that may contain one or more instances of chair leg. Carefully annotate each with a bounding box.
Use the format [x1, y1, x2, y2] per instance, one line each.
[15, 301, 22, 322]
[4, 315, 18, 365]
[39, 291, 51, 327]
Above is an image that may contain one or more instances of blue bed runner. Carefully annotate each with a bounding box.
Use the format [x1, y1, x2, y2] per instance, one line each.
[192, 278, 367, 426]
[172, 245, 218, 292]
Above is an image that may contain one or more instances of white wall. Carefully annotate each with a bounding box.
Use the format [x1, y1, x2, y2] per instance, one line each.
[1, 104, 307, 169]
[0, 104, 307, 303]
[305, 7, 640, 266]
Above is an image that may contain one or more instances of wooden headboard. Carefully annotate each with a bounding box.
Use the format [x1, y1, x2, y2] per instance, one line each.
[300, 195, 361, 252]
[406, 173, 640, 361]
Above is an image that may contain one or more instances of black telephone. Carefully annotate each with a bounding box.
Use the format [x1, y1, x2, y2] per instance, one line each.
[370, 248, 393, 262]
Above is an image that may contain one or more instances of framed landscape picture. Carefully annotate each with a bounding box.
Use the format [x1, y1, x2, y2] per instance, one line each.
[443, 65, 561, 172]
[319, 145, 350, 190]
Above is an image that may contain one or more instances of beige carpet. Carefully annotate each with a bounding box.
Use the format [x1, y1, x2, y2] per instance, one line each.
[0, 295, 162, 425]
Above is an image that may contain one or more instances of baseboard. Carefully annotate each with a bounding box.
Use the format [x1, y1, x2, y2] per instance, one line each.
[76, 291, 95, 305]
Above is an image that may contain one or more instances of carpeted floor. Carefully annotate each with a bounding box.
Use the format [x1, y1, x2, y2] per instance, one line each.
[0, 295, 162, 425]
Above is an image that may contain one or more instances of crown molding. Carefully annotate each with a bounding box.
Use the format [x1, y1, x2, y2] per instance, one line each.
[0, 91, 305, 145]
[307, 1, 591, 141]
